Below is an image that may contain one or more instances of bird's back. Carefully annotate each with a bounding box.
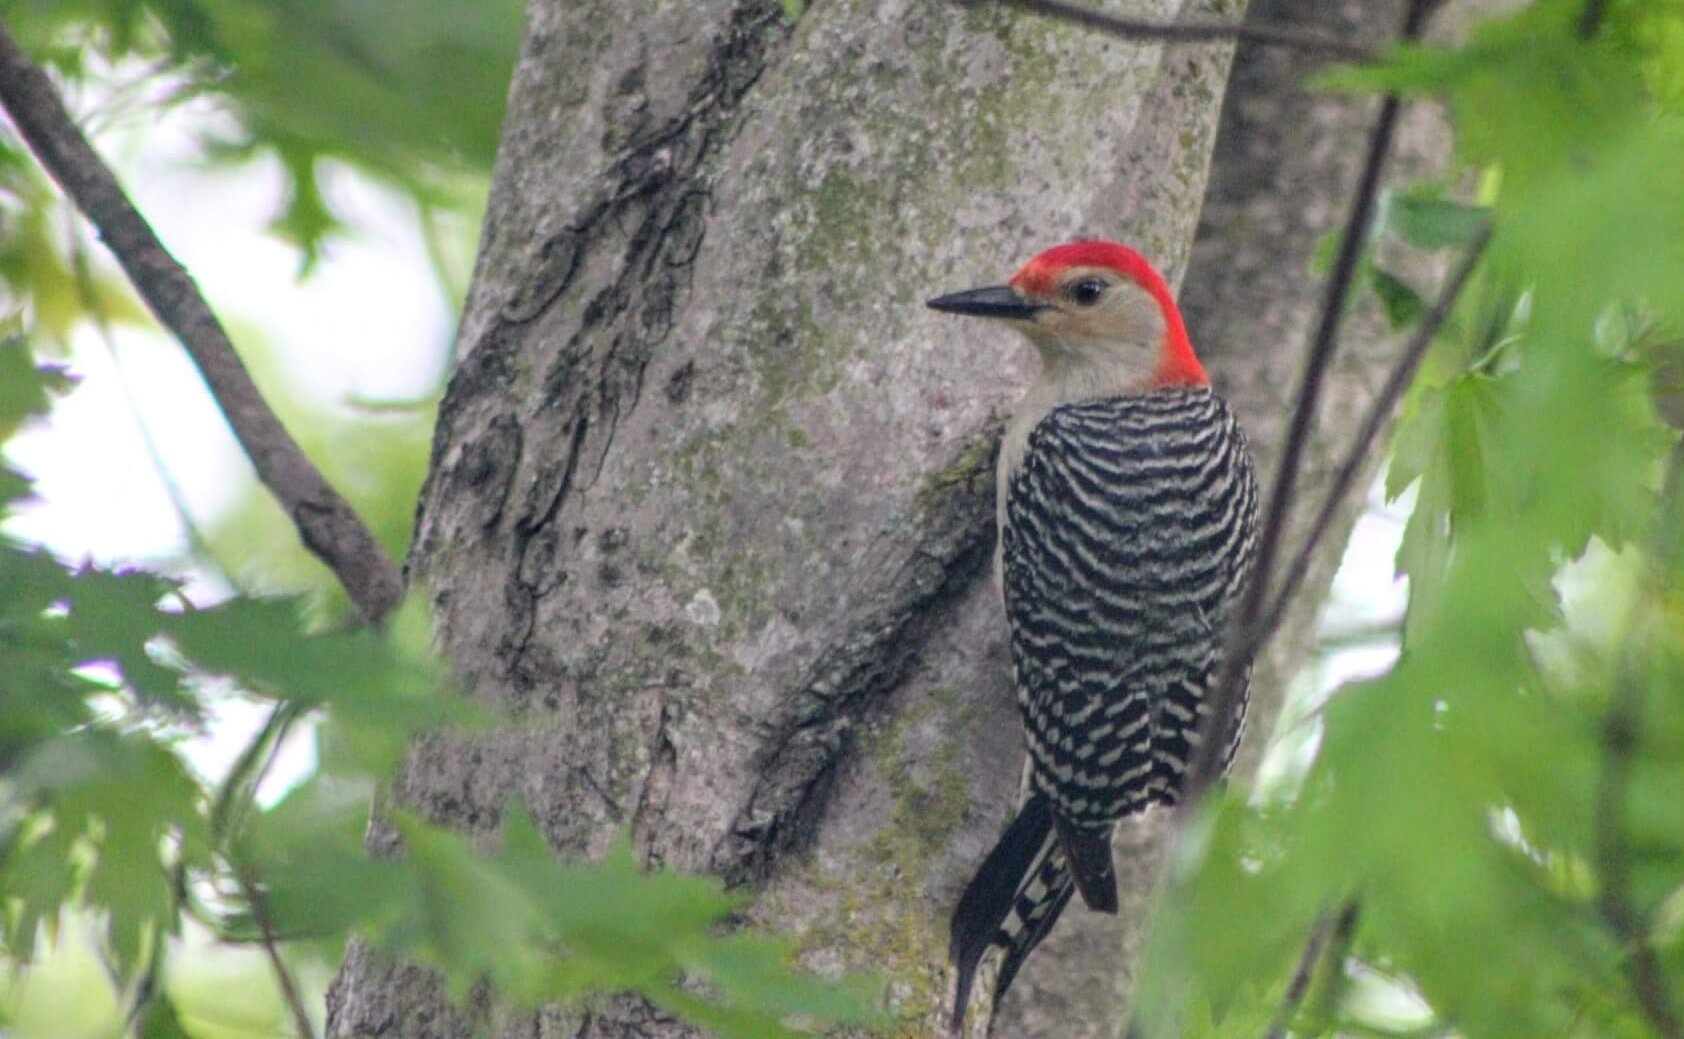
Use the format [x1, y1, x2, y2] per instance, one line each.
[1001, 386, 1259, 824]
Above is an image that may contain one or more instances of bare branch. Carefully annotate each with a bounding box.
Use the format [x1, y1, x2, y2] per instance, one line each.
[1254, 226, 1492, 644]
[1596, 671, 1684, 1039]
[233, 858, 322, 1039]
[1595, 449, 1684, 1039]
[1264, 911, 1334, 1039]
[0, 20, 403, 626]
[993, 0, 1377, 63]
[1576, 0, 1610, 39]
[1261, 901, 1360, 1038]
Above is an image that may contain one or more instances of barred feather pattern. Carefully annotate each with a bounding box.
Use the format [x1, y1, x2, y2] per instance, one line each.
[1003, 387, 1258, 825]
[987, 828, 1074, 1008]
[951, 387, 1257, 1031]
[950, 792, 1075, 1032]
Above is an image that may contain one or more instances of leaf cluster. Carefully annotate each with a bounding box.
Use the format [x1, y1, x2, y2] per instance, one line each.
[0, 0, 514, 362]
[1143, 3, 1684, 1037]
[0, 343, 885, 1037]
[0, 0, 521, 257]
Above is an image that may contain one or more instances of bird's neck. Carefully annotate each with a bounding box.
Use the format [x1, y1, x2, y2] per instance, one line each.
[999, 337, 1154, 480]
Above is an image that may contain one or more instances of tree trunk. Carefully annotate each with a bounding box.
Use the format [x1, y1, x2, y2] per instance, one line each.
[323, 0, 1448, 1036]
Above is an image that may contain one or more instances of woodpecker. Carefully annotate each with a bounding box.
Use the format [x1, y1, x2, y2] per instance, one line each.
[928, 240, 1259, 1027]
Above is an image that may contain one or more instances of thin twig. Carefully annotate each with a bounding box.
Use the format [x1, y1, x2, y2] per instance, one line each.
[992, 0, 1377, 63]
[215, 698, 318, 1037]
[1252, 226, 1492, 644]
[1594, 450, 1684, 1039]
[1259, 901, 1360, 1038]
[1264, 911, 1334, 1039]
[124, 849, 192, 1031]
[1596, 670, 1684, 1039]
[1262, 902, 1363, 1039]
[1306, 901, 1361, 1027]
[209, 702, 304, 843]
[1576, 0, 1610, 40]
[0, 20, 403, 626]
[233, 858, 321, 1039]
[1181, 0, 1440, 809]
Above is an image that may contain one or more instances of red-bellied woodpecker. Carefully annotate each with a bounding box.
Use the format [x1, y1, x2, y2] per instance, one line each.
[928, 240, 1259, 1027]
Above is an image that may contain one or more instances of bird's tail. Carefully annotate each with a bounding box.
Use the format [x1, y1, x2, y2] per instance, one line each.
[949, 794, 1077, 1031]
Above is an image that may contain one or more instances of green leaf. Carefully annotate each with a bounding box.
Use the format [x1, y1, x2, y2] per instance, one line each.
[1370, 266, 1429, 330]
[62, 566, 194, 711]
[392, 811, 546, 1001]
[0, 337, 74, 438]
[689, 933, 886, 1026]
[1, 820, 83, 963]
[135, 990, 194, 1039]
[163, 593, 476, 775]
[1140, 800, 1321, 1024]
[240, 774, 405, 948]
[1378, 191, 1492, 250]
[1322, 0, 1648, 190]
[646, 983, 809, 1039]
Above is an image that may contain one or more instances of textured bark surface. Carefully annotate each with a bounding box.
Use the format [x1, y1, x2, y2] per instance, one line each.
[322, 0, 1455, 1036]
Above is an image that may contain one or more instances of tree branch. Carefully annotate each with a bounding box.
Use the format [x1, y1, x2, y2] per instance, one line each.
[1595, 450, 1684, 1039]
[67, 222, 244, 588]
[1596, 669, 1684, 1039]
[0, 19, 403, 626]
[233, 857, 322, 1039]
[1306, 901, 1361, 1025]
[1261, 901, 1360, 1038]
[1264, 911, 1334, 1039]
[1181, 0, 1439, 809]
[1253, 226, 1492, 645]
[992, 0, 1377, 63]
[1576, 0, 1610, 39]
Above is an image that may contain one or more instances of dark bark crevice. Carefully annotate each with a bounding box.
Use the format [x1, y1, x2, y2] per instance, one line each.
[714, 427, 1001, 884]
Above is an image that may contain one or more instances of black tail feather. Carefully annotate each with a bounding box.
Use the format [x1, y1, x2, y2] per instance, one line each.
[991, 861, 1074, 1002]
[950, 795, 1059, 1029]
[1053, 812, 1118, 912]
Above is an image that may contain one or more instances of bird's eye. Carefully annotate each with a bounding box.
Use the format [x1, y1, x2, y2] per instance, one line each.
[1069, 279, 1106, 306]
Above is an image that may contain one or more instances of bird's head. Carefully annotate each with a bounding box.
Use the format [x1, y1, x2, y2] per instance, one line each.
[927, 240, 1206, 392]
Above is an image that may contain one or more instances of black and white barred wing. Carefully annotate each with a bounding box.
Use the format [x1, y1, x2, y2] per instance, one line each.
[1002, 388, 1258, 820]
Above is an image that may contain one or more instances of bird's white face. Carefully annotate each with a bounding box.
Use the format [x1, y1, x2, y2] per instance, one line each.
[1008, 264, 1168, 390]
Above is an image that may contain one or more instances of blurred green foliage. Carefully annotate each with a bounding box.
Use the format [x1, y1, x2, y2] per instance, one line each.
[0, 0, 523, 261]
[1142, 1, 1684, 1036]
[0, 0, 502, 616]
[0, 344, 886, 1037]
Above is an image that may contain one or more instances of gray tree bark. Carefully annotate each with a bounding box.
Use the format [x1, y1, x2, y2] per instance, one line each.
[324, 0, 1450, 1037]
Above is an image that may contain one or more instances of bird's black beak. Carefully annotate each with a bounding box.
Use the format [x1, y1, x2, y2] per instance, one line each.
[926, 285, 1045, 320]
